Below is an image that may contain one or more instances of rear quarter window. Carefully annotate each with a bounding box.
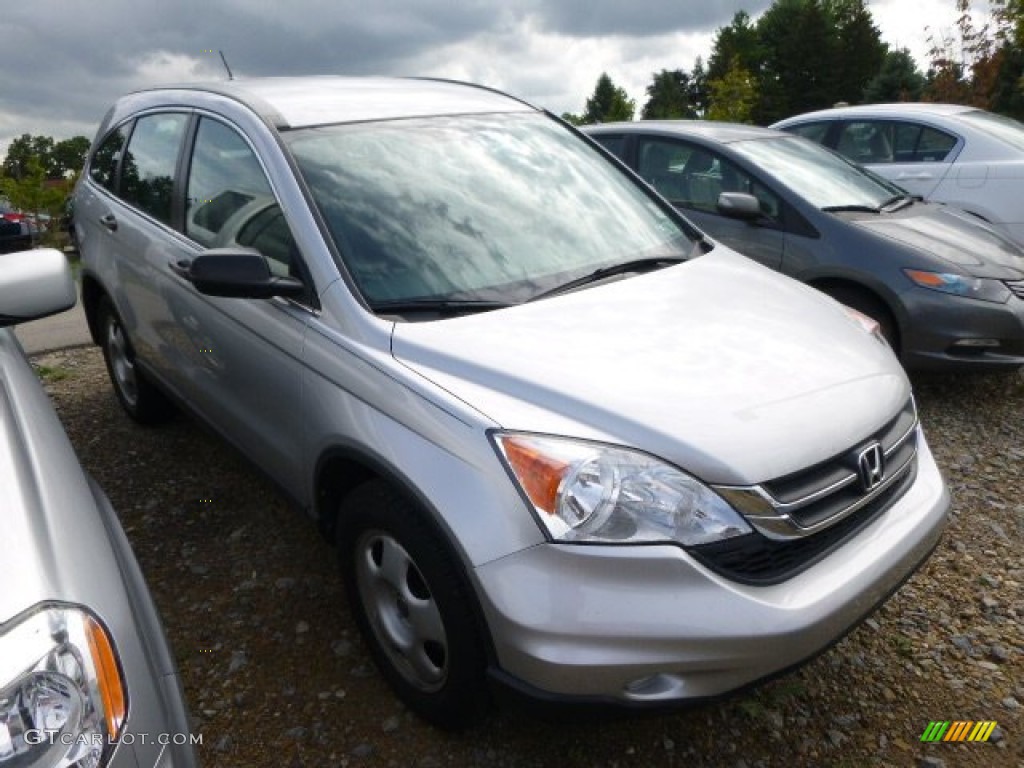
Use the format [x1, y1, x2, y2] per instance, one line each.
[88, 124, 131, 192]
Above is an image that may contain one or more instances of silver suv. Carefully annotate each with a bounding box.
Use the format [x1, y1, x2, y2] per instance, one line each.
[74, 77, 950, 728]
[0, 249, 198, 766]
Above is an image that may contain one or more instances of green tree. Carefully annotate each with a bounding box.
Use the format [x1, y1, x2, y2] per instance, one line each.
[827, 0, 888, 104]
[641, 69, 696, 119]
[0, 156, 71, 243]
[581, 73, 636, 123]
[689, 57, 710, 116]
[756, 0, 838, 122]
[863, 49, 925, 102]
[3, 133, 91, 179]
[3, 134, 56, 179]
[707, 59, 758, 122]
[708, 11, 761, 83]
[51, 137, 91, 177]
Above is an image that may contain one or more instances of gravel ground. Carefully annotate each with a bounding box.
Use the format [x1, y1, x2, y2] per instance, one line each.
[33, 346, 1022, 768]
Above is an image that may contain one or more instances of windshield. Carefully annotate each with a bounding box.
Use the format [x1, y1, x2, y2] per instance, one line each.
[959, 109, 1024, 152]
[285, 113, 694, 305]
[729, 135, 904, 210]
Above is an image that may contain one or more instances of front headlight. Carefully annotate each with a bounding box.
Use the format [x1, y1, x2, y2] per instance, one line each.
[494, 433, 751, 546]
[0, 605, 126, 768]
[904, 269, 1011, 303]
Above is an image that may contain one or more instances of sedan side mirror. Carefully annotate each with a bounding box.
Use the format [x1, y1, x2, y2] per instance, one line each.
[178, 248, 306, 300]
[717, 192, 763, 222]
[0, 248, 76, 328]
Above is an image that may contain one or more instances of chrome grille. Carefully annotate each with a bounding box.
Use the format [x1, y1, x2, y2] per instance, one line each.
[697, 398, 920, 584]
[1006, 279, 1024, 300]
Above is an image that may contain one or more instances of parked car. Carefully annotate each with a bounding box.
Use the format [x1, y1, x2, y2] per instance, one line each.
[771, 103, 1024, 246]
[585, 120, 1024, 371]
[0, 205, 35, 253]
[74, 77, 949, 728]
[0, 249, 198, 766]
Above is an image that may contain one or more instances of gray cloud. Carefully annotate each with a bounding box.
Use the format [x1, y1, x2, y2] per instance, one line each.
[0, 0, 886, 153]
[528, 0, 772, 37]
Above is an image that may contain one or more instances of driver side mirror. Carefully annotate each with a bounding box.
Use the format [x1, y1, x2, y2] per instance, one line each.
[717, 192, 763, 222]
[177, 248, 306, 300]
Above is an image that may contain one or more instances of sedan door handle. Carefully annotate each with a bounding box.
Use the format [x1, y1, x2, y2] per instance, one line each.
[896, 172, 933, 181]
[100, 213, 118, 232]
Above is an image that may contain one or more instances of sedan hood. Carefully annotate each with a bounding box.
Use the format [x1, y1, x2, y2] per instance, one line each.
[849, 203, 1024, 278]
[392, 250, 909, 485]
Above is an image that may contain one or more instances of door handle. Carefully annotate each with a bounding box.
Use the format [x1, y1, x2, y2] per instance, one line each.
[168, 259, 192, 279]
[896, 173, 933, 181]
[100, 213, 118, 232]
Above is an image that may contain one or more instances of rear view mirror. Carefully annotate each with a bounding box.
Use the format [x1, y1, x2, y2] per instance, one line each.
[717, 192, 763, 222]
[0, 249, 76, 328]
[177, 248, 305, 300]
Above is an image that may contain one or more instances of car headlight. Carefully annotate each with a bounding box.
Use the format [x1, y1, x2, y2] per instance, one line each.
[493, 433, 751, 546]
[904, 269, 1011, 303]
[0, 605, 125, 767]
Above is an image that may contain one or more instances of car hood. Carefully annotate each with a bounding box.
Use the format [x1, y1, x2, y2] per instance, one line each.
[391, 249, 909, 485]
[0, 332, 122, 624]
[848, 203, 1024, 278]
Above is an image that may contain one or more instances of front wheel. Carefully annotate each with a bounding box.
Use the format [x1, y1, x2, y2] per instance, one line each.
[337, 480, 489, 729]
[98, 298, 173, 424]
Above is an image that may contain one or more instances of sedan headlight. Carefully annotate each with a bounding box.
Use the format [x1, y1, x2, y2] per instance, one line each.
[494, 433, 751, 546]
[904, 269, 1011, 303]
[0, 605, 125, 767]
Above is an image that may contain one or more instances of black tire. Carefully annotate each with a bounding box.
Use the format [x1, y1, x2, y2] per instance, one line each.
[823, 284, 900, 357]
[337, 480, 489, 729]
[98, 297, 173, 424]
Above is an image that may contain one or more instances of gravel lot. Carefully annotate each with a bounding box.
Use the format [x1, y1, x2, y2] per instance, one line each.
[34, 346, 1022, 768]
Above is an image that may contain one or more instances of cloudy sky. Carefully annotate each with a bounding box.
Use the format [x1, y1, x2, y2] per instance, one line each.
[0, 0, 969, 155]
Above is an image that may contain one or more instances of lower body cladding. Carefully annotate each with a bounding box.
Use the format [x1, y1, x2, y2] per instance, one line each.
[474, 437, 949, 704]
[901, 288, 1024, 370]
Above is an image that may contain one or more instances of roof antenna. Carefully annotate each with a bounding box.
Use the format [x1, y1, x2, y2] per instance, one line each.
[219, 50, 234, 80]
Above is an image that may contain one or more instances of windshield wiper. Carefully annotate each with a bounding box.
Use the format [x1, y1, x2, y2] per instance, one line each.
[528, 256, 687, 302]
[369, 299, 515, 317]
[880, 194, 915, 212]
[821, 204, 881, 214]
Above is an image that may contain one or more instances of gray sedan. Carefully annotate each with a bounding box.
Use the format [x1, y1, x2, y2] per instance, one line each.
[585, 121, 1024, 371]
[0, 249, 198, 767]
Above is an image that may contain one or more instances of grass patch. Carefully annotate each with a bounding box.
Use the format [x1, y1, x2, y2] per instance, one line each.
[33, 364, 70, 382]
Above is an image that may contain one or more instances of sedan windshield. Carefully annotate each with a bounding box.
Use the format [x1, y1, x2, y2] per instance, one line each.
[285, 113, 694, 306]
[729, 135, 904, 211]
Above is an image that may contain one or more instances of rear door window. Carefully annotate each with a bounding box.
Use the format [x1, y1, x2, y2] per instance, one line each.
[119, 113, 189, 226]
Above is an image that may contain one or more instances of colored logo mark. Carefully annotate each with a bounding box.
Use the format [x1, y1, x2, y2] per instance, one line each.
[920, 721, 998, 742]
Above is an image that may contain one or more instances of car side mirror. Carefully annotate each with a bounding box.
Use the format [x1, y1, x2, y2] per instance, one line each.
[717, 192, 763, 222]
[0, 248, 76, 328]
[181, 248, 306, 300]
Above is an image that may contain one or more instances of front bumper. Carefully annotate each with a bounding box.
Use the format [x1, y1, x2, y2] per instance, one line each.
[474, 435, 949, 704]
[900, 287, 1024, 371]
